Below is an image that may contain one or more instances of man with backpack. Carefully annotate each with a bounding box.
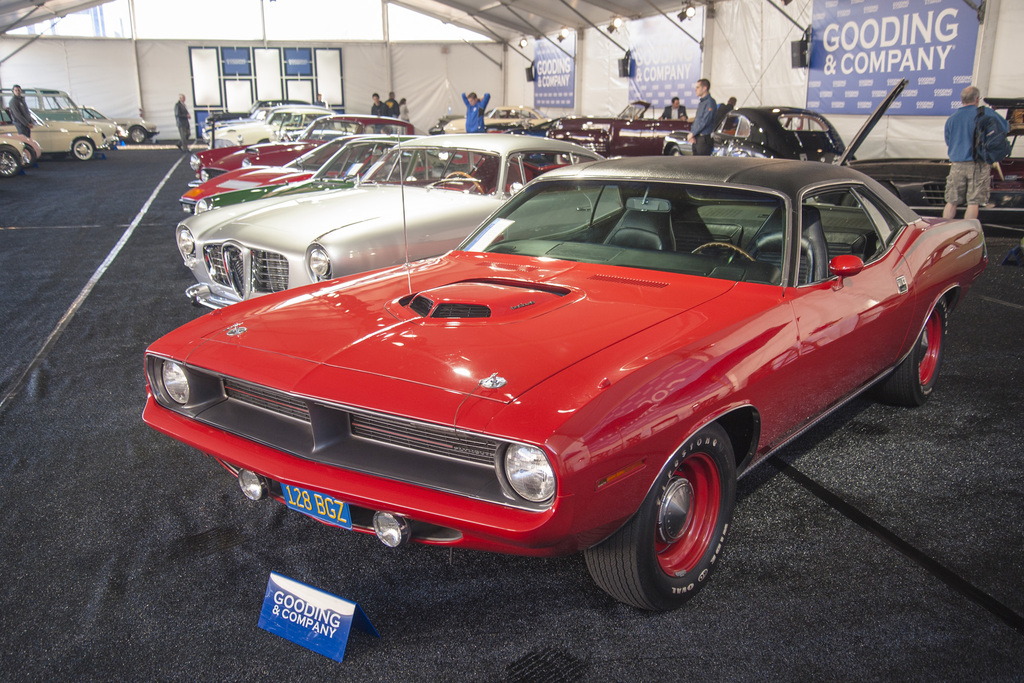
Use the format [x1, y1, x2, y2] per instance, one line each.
[942, 85, 1009, 220]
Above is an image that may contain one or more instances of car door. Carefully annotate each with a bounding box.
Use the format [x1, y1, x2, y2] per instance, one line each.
[783, 185, 914, 420]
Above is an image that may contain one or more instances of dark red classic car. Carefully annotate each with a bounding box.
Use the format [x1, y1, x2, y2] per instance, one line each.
[189, 114, 415, 181]
[545, 101, 692, 157]
[145, 157, 985, 611]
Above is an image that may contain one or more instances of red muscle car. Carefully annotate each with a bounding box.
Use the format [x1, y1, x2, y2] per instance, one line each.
[144, 156, 986, 611]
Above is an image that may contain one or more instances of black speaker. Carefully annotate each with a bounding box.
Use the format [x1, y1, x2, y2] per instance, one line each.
[525, 65, 535, 82]
[618, 52, 632, 78]
[791, 38, 808, 68]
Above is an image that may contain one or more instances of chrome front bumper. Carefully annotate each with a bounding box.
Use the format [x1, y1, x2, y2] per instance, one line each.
[185, 283, 239, 310]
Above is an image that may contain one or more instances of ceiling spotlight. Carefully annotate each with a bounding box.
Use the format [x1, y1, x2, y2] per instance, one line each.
[608, 17, 623, 33]
[519, 37, 528, 48]
[678, 3, 696, 21]
[558, 27, 571, 42]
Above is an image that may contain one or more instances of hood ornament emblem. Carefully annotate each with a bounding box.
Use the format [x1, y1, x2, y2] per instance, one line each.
[225, 322, 247, 337]
[479, 373, 507, 389]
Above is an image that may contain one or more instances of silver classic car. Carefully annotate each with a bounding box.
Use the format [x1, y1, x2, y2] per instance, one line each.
[176, 134, 601, 308]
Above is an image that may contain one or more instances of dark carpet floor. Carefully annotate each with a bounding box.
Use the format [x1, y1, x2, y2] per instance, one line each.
[0, 149, 1021, 681]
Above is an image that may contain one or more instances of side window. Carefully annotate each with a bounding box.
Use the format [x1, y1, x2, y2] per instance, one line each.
[802, 188, 887, 281]
[720, 113, 741, 137]
[505, 153, 526, 191]
[735, 115, 752, 138]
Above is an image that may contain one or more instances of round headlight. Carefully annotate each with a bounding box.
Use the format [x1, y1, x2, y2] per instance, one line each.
[194, 199, 212, 214]
[189, 154, 201, 171]
[161, 360, 190, 404]
[241, 157, 252, 167]
[200, 168, 210, 181]
[504, 444, 555, 502]
[177, 227, 195, 256]
[308, 245, 332, 280]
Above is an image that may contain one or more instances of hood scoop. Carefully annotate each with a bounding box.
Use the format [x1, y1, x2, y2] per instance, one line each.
[388, 279, 576, 322]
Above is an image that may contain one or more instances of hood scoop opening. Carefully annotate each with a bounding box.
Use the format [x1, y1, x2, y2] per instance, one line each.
[390, 279, 575, 322]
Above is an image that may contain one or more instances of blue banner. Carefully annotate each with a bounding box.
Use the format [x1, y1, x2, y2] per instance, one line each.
[258, 572, 378, 663]
[628, 15, 703, 111]
[534, 34, 575, 108]
[284, 47, 313, 77]
[808, 0, 979, 117]
[221, 47, 251, 77]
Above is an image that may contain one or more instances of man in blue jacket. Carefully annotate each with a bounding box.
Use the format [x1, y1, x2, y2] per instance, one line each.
[687, 79, 717, 156]
[462, 92, 490, 133]
[943, 85, 1008, 220]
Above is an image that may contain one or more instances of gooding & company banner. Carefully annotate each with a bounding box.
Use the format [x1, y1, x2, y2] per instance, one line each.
[628, 15, 704, 112]
[534, 33, 576, 108]
[808, 0, 979, 116]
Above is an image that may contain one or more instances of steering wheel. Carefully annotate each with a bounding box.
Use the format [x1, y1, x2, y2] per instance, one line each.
[692, 241, 755, 261]
[430, 171, 484, 193]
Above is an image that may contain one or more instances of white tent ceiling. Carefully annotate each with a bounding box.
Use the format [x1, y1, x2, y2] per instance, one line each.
[0, 0, 109, 33]
[0, 0, 722, 40]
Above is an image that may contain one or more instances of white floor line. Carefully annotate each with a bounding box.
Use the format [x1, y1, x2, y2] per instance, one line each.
[0, 156, 184, 415]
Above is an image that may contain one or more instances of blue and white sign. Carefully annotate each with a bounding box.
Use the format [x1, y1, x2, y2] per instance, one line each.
[283, 47, 313, 77]
[534, 34, 575, 108]
[221, 47, 251, 77]
[628, 15, 703, 111]
[258, 572, 378, 663]
[808, 0, 979, 116]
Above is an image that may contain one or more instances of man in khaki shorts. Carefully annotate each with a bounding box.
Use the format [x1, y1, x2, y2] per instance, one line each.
[942, 86, 1008, 220]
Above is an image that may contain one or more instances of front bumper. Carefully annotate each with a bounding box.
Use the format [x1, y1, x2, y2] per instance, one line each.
[143, 394, 579, 555]
[184, 283, 239, 309]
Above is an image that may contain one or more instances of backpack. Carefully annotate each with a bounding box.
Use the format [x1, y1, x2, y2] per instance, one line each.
[974, 106, 1011, 164]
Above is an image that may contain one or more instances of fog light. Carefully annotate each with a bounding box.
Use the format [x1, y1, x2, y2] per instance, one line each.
[373, 511, 410, 547]
[238, 469, 267, 500]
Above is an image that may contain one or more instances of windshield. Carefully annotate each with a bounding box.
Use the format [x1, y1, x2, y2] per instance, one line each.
[311, 139, 397, 179]
[462, 179, 787, 284]
[288, 138, 349, 171]
[362, 146, 502, 194]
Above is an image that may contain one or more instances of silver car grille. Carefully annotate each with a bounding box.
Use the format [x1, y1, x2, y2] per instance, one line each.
[203, 244, 289, 297]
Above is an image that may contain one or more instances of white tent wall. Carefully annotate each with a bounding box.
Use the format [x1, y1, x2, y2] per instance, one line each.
[390, 41, 503, 133]
[0, 0, 1020, 159]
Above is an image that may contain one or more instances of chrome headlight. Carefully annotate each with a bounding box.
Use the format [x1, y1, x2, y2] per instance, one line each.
[504, 444, 555, 502]
[241, 157, 252, 167]
[177, 226, 195, 257]
[200, 168, 210, 181]
[307, 244, 332, 281]
[189, 153, 201, 171]
[161, 360, 190, 404]
[194, 198, 212, 214]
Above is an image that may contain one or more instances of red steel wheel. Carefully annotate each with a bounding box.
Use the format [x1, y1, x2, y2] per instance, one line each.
[654, 452, 721, 577]
[875, 299, 948, 407]
[918, 306, 943, 386]
[585, 423, 736, 611]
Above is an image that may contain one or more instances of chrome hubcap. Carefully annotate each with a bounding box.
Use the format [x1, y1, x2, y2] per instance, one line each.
[658, 478, 694, 543]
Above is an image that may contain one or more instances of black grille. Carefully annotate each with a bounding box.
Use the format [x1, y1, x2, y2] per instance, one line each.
[409, 295, 434, 317]
[922, 182, 945, 205]
[350, 413, 501, 465]
[224, 378, 310, 422]
[433, 303, 491, 318]
[252, 250, 288, 293]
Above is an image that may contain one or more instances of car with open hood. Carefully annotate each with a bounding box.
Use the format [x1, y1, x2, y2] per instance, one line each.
[545, 100, 693, 156]
[175, 134, 601, 308]
[146, 155, 986, 611]
[180, 135, 410, 213]
[850, 96, 1024, 225]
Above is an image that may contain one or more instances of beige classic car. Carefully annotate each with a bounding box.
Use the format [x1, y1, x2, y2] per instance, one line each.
[0, 134, 34, 176]
[0, 108, 114, 160]
[81, 106, 159, 144]
[443, 105, 548, 133]
[207, 105, 330, 149]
